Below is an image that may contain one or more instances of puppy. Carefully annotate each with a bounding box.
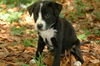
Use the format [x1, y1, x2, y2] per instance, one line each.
[28, 1, 84, 66]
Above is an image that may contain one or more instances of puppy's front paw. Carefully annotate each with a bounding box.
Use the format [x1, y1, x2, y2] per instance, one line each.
[29, 59, 36, 64]
[74, 61, 82, 66]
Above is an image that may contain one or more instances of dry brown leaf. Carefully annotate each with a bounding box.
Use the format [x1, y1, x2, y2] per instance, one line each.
[0, 34, 9, 39]
[90, 59, 100, 64]
[7, 7, 19, 12]
[25, 47, 36, 53]
[43, 51, 76, 66]
[0, 48, 9, 58]
[43, 52, 54, 66]
[0, 4, 6, 8]
[0, 62, 6, 66]
[14, 44, 25, 51]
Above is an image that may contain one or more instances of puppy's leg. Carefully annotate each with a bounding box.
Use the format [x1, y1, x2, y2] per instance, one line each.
[52, 39, 62, 66]
[71, 40, 84, 66]
[30, 36, 45, 64]
[52, 34, 63, 66]
[36, 36, 46, 59]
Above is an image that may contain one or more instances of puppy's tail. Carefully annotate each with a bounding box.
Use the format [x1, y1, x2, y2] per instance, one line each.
[80, 41, 91, 45]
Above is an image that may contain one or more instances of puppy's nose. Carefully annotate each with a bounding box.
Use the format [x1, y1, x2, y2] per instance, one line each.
[37, 24, 43, 29]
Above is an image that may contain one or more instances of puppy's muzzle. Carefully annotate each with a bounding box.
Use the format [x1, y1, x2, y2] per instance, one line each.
[37, 24, 43, 30]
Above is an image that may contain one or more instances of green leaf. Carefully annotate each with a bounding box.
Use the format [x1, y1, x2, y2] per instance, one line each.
[23, 39, 33, 47]
[11, 26, 26, 35]
[78, 34, 87, 40]
[7, 12, 23, 23]
[21, 64, 30, 66]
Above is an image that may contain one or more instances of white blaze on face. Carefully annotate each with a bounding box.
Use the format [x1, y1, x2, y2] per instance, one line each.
[35, 3, 46, 31]
[31, 13, 34, 19]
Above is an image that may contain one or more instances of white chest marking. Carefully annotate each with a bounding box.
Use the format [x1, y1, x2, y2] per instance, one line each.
[39, 28, 57, 47]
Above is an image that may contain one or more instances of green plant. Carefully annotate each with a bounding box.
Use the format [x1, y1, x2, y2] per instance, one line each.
[78, 29, 91, 40]
[95, 0, 100, 2]
[7, 4, 15, 8]
[29, 30, 37, 35]
[74, 0, 86, 16]
[95, 40, 100, 44]
[29, 30, 34, 34]
[23, 39, 33, 47]
[23, 38, 38, 47]
[78, 34, 87, 40]
[69, 11, 78, 20]
[93, 12, 100, 20]
[92, 28, 100, 36]
[0, 0, 37, 6]
[7, 12, 23, 23]
[33, 53, 45, 66]
[59, 13, 65, 18]
[21, 64, 30, 66]
[11, 26, 26, 35]
[31, 38, 38, 42]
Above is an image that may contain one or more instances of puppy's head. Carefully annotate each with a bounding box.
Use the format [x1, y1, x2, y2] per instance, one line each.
[28, 1, 62, 31]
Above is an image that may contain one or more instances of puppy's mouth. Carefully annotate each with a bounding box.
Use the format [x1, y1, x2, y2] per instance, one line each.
[35, 25, 46, 31]
[35, 22, 56, 31]
[37, 28, 45, 31]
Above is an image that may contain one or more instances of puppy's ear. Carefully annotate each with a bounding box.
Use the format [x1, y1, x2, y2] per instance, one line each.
[48, 2, 62, 17]
[27, 3, 37, 16]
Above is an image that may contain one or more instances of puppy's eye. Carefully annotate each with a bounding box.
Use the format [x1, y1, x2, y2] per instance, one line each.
[44, 14, 50, 18]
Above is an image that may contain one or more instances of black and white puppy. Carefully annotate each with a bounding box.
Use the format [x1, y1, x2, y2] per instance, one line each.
[28, 1, 84, 66]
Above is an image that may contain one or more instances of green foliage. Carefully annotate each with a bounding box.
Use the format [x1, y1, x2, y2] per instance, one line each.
[0, 0, 37, 6]
[23, 38, 38, 47]
[7, 12, 23, 23]
[31, 38, 38, 42]
[0, 1, 3, 5]
[33, 53, 45, 66]
[21, 64, 30, 66]
[69, 12, 77, 20]
[92, 28, 100, 36]
[67, 0, 86, 20]
[0, 7, 4, 12]
[74, 0, 86, 16]
[95, 40, 100, 44]
[78, 34, 87, 40]
[78, 29, 91, 40]
[78, 28, 100, 40]
[93, 12, 100, 20]
[29, 31, 34, 34]
[23, 39, 33, 47]
[84, 29, 91, 35]
[7, 4, 15, 8]
[11, 26, 26, 35]
[95, 0, 100, 2]
[59, 13, 65, 18]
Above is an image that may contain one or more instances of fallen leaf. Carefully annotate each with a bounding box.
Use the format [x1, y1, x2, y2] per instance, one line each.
[0, 62, 6, 66]
[24, 47, 36, 53]
[0, 5, 6, 8]
[90, 59, 100, 64]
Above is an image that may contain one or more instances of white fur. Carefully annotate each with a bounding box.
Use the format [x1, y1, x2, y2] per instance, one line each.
[30, 59, 36, 64]
[31, 13, 34, 18]
[35, 3, 46, 30]
[39, 28, 57, 49]
[74, 61, 82, 66]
